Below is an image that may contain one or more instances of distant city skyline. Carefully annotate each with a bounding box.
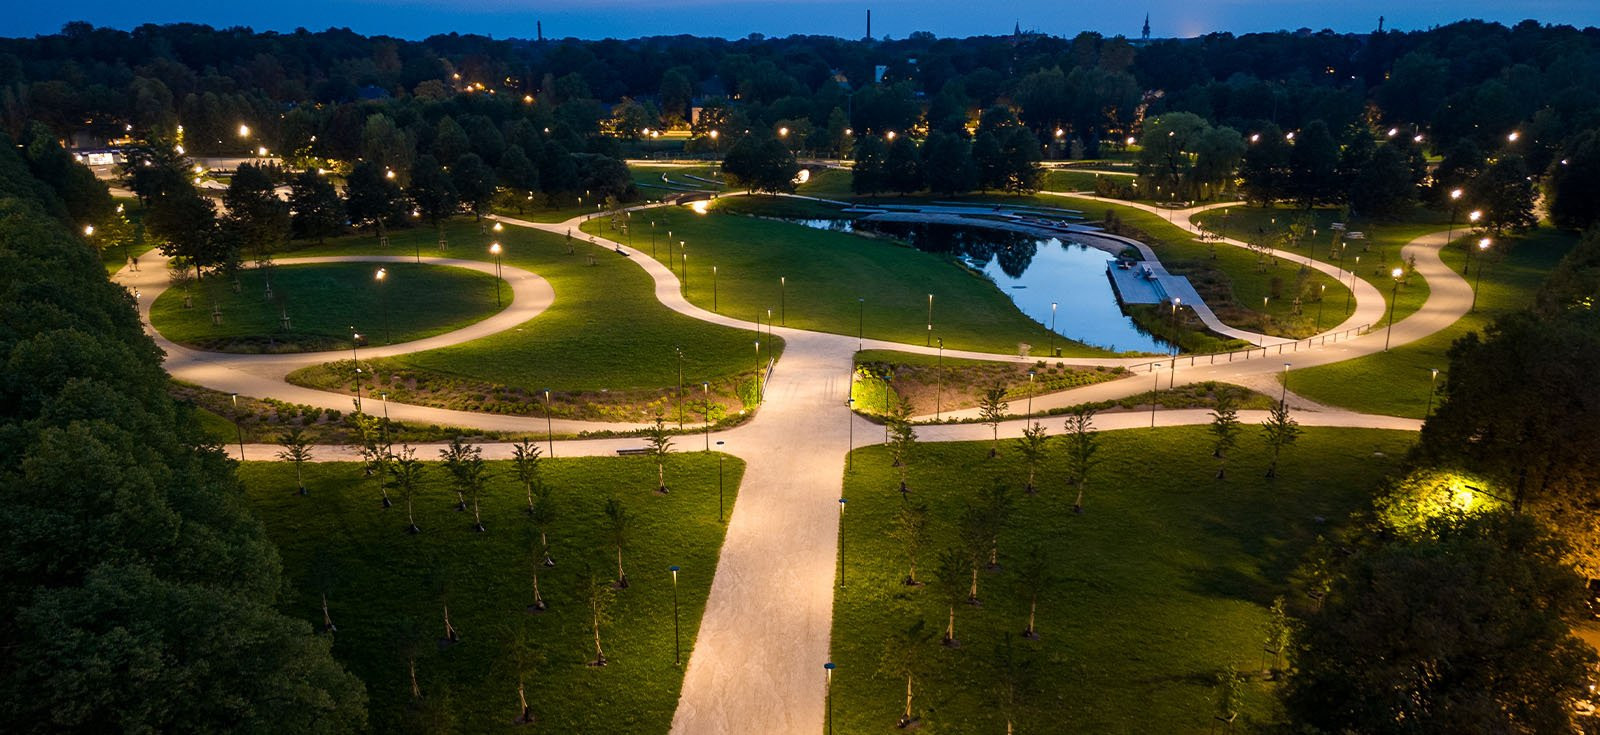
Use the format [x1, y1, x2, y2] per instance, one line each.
[9, 0, 1600, 42]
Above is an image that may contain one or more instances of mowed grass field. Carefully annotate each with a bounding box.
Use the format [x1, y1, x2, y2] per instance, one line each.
[830, 426, 1415, 733]
[150, 261, 503, 352]
[240, 452, 742, 733]
[583, 202, 1120, 356]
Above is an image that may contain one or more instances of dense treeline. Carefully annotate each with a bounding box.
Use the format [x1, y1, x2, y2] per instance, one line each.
[0, 134, 366, 730]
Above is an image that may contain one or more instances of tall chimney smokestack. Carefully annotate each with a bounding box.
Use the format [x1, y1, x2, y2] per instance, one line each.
[867, 9, 872, 40]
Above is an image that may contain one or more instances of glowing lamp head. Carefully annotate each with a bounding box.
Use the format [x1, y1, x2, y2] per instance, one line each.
[385, 169, 396, 179]
[1507, 131, 1520, 142]
[1128, 136, 1138, 145]
[489, 242, 501, 255]
[1248, 133, 1260, 143]
[1449, 188, 1463, 200]
[1391, 267, 1404, 279]
[1387, 127, 1398, 137]
[886, 131, 896, 140]
[237, 124, 250, 137]
[257, 147, 267, 156]
[708, 130, 719, 139]
[1469, 210, 1482, 223]
[375, 268, 386, 281]
[1478, 237, 1491, 251]
[492, 222, 503, 232]
[778, 126, 789, 137]
[83, 224, 95, 236]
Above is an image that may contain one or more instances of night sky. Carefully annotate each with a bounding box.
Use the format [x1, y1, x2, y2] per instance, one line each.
[9, 0, 1600, 41]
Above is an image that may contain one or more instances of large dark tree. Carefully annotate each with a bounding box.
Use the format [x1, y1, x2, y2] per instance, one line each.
[720, 134, 799, 194]
[222, 163, 290, 268]
[851, 135, 890, 195]
[1466, 154, 1538, 234]
[1239, 124, 1292, 205]
[920, 131, 976, 195]
[884, 135, 923, 194]
[0, 140, 367, 732]
[1546, 128, 1600, 232]
[451, 152, 497, 219]
[1284, 512, 1595, 735]
[407, 154, 459, 245]
[1286, 120, 1341, 209]
[344, 160, 406, 242]
[1350, 144, 1418, 220]
[288, 170, 346, 243]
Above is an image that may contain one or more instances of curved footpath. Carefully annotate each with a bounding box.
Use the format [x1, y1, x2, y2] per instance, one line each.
[115, 196, 1466, 734]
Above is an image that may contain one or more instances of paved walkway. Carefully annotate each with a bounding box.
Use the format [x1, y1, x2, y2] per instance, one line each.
[114, 193, 1469, 734]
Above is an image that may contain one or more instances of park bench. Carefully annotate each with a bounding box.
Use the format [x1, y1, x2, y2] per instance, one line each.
[615, 448, 651, 456]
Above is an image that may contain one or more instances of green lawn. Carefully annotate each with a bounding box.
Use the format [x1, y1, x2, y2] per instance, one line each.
[796, 167, 855, 198]
[280, 220, 783, 422]
[150, 262, 503, 352]
[831, 427, 1415, 733]
[1040, 169, 1126, 192]
[581, 202, 1120, 356]
[1286, 227, 1575, 417]
[1192, 204, 1451, 325]
[632, 165, 725, 194]
[240, 452, 741, 733]
[850, 349, 1125, 415]
[98, 197, 155, 274]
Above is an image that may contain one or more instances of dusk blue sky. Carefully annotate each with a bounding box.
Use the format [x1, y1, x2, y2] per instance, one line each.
[9, 0, 1600, 41]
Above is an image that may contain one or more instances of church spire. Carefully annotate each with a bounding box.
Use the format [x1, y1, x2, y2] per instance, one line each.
[1142, 13, 1150, 42]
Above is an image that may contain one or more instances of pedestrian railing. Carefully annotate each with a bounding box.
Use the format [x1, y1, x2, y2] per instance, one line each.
[1131, 323, 1373, 374]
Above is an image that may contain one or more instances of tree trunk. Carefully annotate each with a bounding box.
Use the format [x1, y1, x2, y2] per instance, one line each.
[409, 657, 421, 699]
[592, 617, 607, 665]
[944, 605, 956, 645]
[455, 490, 467, 511]
[525, 482, 534, 512]
[541, 531, 554, 566]
[472, 496, 485, 532]
[321, 594, 335, 633]
[616, 546, 629, 588]
[904, 672, 914, 721]
[516, 678, 531, 724]
[406, 497, 418, 533]
[295, 461, 305, 495]
[968, 566, 980, 604]
[1025, 596, 1038, 639]
[531, 573, 545, 610]
[1073, 486, 1085, 513]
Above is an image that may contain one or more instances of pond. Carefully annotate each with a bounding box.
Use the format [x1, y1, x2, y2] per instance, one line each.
[787, 218, 1172, 354]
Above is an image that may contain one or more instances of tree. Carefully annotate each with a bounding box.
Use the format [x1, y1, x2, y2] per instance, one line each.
[223, 162, 291, 278]
[1208, 392, 1242, 480]
[1260, 401, 1301, 479]
[146, 183, 225, 279]
[645, 416, 674, 493]
[389, 444, 426, 534]
[603, 497, 631, 589]
[992, 633, 1037, 735]
[1015, 543, 1050, 640]
[511, 440, 542, 514]
[1063, 408, 1100, 512]
[878, 619, 933, 728]
[884, 134, 923, 194]
[440, 437, 488, 531]
[720, 134, 799, 194]
[888, 502, 929, 586]
[978, 386, 1009, 457]
[1546, 128, 1600, 232]
[276, 427, 314, 495]
[1350, 143, 1417, 220]
[502, 619, 543, 724]
[1014, 421, 1050, 493]
[999, 127, 1043, 193]
[1467, 154, 1537, 234]
[584, 573, 616, 667]
[288, 169, 345, 243]
[350, 408, 392, 506]
[1136, 112, 1209, 197]
[851, 135, 890, 195]
[408, 154, 458, 248]
[1283, 512, 1596, 734]
[1263, 596, 1292, 677]
[885, 400, 917, 493]
[932, 546, 968, 647]
[1240, 123, 1292, 205]
[1214, 666, 1244, 731]
[1286, 120, 1341, 209]
[920, 130, 975, 195]
[345, 160, 405, 243]
[529, 483, 557, 568]
[972, 132, 1007, 192]
[975, 480, 1015, 571]
[451, 152, 497, 219]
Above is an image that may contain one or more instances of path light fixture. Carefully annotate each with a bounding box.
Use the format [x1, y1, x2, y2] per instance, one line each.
[936, 338, 944, 420]
[669, 566, 681, 666]
[1472, 237, 1492, 312]
[713, 266, 719, 311]
[858, 297, 865, 351]
[489, 242, 504, 307]
[702, 382, 711, 451]
[837, 498, 847, 588]
[1315, 283, 1326, 331]
[753, 341, 762, 404]
[780, 276, 786, 326]
[229, 392, 245, 460]
[926, 294, 934, 346]
[1384, 267, 1404, 351]
[349, 328, 364, 411]
[1280, 363, 1292, 406]
[1446, 188, 1463, 245]
[846, 397, 854, 471]
[1027, 370, 1036, 418]
[676, 346, 686, 429]
[543, 389, 554, 457]
[1150, 363, 1162, 428]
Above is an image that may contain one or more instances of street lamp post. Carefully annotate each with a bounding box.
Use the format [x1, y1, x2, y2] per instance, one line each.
[1472, 237, 1492, 312]
[837, 498, 847, 588]
[824, 662, 837, 735]
[542, 389, 554, 457]
[649, 220, 657, 258]
[846, 397, 855, 471]
[1384, 267, 1404, 351]
[1315, 283, 1326, 331]
[676, 346, 685, 429]
[230, 392, 245, 460]
[702, 382, 710, 450]
[780, 276, 786, 326]
[926, 294, 934, 346]
[683, 252, 689, 297]
[1150, 363, 1162, 428]
[935, 338, 944, 420]
[1049, 301, 1058, 356]
[489, 242, 503, 307]
[1446, 188, 1463, 246]
[1280, 362, 1291, 406]
[349, 328, 364, 411]
[1425, 368, 1440, 418]
[715, 441, 726, 522]
[857, 298, 864, 351]
[1027, 370, 1036, 418]
[753, 341, 762, 404]
[712, 266, 718, 312]
[374, 268, 389, 344]
[669, 566, 681, 666]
